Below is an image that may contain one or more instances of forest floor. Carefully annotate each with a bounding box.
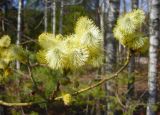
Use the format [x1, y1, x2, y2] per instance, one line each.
[74, 56, 160, 115]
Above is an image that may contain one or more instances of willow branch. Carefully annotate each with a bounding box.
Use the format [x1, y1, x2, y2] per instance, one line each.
[0, 100, 46, 107]
[0, 50, 131, 106]
[55, 49, 131, 100]
[72, 50, 131, 95]
[20, 40, 34, 45]
[115, 85, 126, 108]
[27, 65, 37, 87]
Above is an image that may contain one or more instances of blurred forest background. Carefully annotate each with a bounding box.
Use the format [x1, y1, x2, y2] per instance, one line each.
[0, 0, 160, 115]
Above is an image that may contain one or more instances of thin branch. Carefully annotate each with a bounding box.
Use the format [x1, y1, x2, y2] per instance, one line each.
[12, 69, 26, 76]
[0, 50, 131, 107]
[20, 39, 35, 45]
[30, 63, 49, 68]
[27, 64, 37, 87]
[115, 84, 126, 108]
[34, 16, 44, 30]
[55, 49, 131, 100]
[0, 100, 46, 107]
[72, 50, 131, 95]
[22, 34, 37, 44]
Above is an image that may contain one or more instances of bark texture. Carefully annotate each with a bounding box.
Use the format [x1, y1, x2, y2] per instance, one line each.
[103, 0, 120, 114]
[59, 0, 64, 34]
[16, 0, 23, 69]
[123, 0, 126, 13]
[127, 0, 138, 101]
[127, 55, 135, 99]
[44, 0, 48, 32]
[52, 0, 56, 35]
[147, 0, 160, 115]
[132, 0, 139, 9]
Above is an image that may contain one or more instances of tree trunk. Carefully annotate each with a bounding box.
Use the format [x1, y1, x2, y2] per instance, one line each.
[59, 0, 64, 34]
[118, 0, 126, 65]
[95, 0, 100, 26]
[132, 0, 139, 9]
[16, 1, 24, 114]
[16, 0, 23, 70]
[96, 99, 101, 115]
[52, 0, 56, 35]
[147, 0, 150, 13]
[44, 0, 48, 32]
[0, 86, 4, 115]
[127, 0, 138, 101]
[127, 55, 135, 98]
[123, 0, 126, 13]
[99, 0, 107, 36]
[147, 0, 160, 115]
[1, 7, 5, 32]
[140, 0, 144, 9]
[103, 0, 120, 114]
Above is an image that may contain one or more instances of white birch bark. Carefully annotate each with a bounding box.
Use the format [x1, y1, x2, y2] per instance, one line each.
[59, 0, 64, 34]
[132, 0, 138, 9]
[123, 0, 126, 13]
[103, 0, 120, 114]
[147, 0, 160, 115]
[44, 0, 48, 32]
[16, 0, 22, 69]
[57, 0, 83, 34]
[52, 0, 56, 35]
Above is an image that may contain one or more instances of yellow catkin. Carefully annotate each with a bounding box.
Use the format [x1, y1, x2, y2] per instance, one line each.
[113, 9, 148, 53]
[0, 35, 11, 48]
[62, 94, 72, 105]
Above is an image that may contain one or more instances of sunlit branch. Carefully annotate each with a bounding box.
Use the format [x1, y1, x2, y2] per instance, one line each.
[0, 100, 46, 107]
[0, 50, 131, 107]
[55, 49, 131, 100]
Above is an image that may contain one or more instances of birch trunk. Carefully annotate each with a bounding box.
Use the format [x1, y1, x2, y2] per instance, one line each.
[1, 6, 5, 32]
[140, 0, 144, 9]
[147, 0, 160, 115]
[127, 0, 138, 101]
[127, 55, 135, 99]
[147, 0, 150, 13]
[44, 0, 48, 32]
[123, 0, 126, 13]
[132, 0, 138, 9]
[59, 0, 64, 34]
[52, 0, 56, 35]
[99, 0, 107, 36]
[16, 0, 22, 69]
[104, 0, 120, 114]
[118, 0, 126, 64]
[1, 1, 8, 32]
